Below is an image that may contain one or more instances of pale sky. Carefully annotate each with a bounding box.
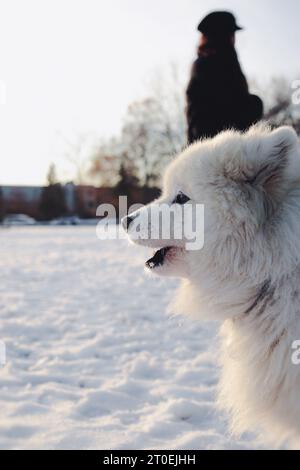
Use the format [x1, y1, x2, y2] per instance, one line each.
[0, 0, 300, 185]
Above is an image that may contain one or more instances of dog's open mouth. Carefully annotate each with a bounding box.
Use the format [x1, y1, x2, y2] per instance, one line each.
[145, 247, 173, 270]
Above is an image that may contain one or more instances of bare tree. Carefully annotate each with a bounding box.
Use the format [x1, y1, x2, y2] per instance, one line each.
[145, 63, 187, 152]
[58, 131, 93, 184]
[249, 75, 300, 135]
[88, 137, 121, 187]
[40, 165, 67, 221]
[120, 64, 186, 186]
[121, 98, 164, 186]
[46, 163, 58, 186]
[263, 77, 293, 122]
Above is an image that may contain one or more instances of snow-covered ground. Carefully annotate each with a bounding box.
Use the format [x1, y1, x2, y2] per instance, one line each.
[0, 226, 264, 449]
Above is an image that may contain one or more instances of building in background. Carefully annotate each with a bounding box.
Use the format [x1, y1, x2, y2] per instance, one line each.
[1, 186, 43, 219]
[64, 182, 77, 214]
[0, 183, 159, 221]
[0, 184, 120, 220]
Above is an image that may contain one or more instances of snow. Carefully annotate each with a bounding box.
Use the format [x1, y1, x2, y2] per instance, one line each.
[0, 226, 264, 449]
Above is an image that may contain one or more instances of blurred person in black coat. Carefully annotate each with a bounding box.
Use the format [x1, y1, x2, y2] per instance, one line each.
[186, 11, 263, 144]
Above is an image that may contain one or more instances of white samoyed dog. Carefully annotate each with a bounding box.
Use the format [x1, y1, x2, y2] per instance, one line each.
[122, 123, 300, 448]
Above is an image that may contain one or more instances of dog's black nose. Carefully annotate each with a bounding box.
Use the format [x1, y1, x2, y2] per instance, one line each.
[122, 215, 134, 231]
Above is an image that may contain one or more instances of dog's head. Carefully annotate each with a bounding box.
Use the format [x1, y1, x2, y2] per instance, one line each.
[122, 124, 300, 288]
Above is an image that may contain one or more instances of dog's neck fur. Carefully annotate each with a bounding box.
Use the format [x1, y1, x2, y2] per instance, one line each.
[219, 280, 300, 447]
[173, 189, 300, 447]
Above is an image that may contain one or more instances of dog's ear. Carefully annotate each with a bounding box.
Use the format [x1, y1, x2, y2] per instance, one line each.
[218, 126, 299, 228]
[253, 126, 298, 197]
[243, 126, 299, 222]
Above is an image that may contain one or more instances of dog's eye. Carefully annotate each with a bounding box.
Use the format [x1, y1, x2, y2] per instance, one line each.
[173, 192, 190, 205]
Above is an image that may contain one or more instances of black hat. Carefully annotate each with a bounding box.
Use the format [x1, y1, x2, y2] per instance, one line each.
[197, 11, 243, 36]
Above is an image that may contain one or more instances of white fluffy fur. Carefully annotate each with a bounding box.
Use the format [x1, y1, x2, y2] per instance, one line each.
[124, 123, 300, 448]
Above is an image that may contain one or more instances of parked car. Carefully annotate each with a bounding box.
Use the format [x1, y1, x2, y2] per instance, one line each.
[49, 216, 81, 226]
[2, 214, 36, 226]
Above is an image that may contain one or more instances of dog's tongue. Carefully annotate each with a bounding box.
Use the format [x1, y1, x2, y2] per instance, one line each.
[145, 247, 171, 269]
